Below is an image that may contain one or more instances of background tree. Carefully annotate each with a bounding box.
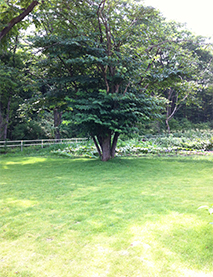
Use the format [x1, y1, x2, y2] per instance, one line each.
[0, 46, 25, 139]
[175, 40, 213, 126]
[134, 20, 213, 133]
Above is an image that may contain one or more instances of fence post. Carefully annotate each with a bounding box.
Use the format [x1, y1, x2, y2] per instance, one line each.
[21, 141, 23, 151]
[4, 140, 7, 150]
[41, 140, 43, 148]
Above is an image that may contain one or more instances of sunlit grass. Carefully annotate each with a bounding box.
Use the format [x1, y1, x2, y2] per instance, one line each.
[1, 155, 213, 276]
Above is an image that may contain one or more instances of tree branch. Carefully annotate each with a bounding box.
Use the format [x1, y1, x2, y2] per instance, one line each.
[111, 132, 119, 158]
[57, 55, 73, 76]
[123, 82, 130, 95]
[138, 48, 160, 85]
[103, 65, 110, 93]
[97, 0, 105, 44]
[92, 136, 102, 158]
[0, 1, 39, 42]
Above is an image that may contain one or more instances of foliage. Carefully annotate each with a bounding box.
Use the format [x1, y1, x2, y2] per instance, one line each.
[152, 32, 213, 132]
[0, 46, 43, 140]
[52, 142, 99, 158]
[65, 91, 164, 137]
[12, 119, 46, 140]
[0, 50, 24, 139]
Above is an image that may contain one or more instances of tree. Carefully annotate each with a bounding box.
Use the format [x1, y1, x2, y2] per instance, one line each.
[139, 21, 213, 132]
[0, 49, 24, 140]
[162, 36, 213, 132]
[33, 0, 167, 160]
[0, 29, 45, 140]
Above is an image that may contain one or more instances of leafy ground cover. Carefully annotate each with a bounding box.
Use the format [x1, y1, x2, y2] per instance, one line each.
[50, 129, 213, 158]
[2, 129, 213, 158]
[1, 155, 213, 276]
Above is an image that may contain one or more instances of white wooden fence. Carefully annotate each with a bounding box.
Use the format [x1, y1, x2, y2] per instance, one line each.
[0, 138, 87, 151]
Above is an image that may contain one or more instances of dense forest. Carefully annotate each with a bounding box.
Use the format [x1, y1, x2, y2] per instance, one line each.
[1, 1, 213, 153]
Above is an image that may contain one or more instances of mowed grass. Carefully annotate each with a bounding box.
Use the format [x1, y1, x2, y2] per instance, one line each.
[1, 155, 213, 277]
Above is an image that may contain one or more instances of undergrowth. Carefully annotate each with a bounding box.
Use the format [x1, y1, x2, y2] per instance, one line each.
[2, 129, 213, 158]
[52, 129, 213, 158]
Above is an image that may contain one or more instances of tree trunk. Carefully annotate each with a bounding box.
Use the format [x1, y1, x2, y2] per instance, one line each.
[165, 118, 171, 134]
[97, 133, 111, 161]
[3, 96, 12, 140]
[0, 104, 3, 140]
[165, 88, 173, 133]
[93, 132, 119, 161]
[111, 132, 119, 158]
[92, 136, 102, 157]
[54, 108, 62, 140]
[0, 96, 11, 140]
[101, 136, 111, 161]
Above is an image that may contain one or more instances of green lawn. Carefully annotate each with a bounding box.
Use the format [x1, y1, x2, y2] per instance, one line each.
[1, 155, 213, 276]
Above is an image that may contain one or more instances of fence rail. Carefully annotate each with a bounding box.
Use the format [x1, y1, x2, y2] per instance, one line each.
[0, 138, 87, 151]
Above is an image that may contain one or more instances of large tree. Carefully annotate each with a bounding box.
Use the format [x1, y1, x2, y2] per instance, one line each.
[33, 0, 167, 160]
